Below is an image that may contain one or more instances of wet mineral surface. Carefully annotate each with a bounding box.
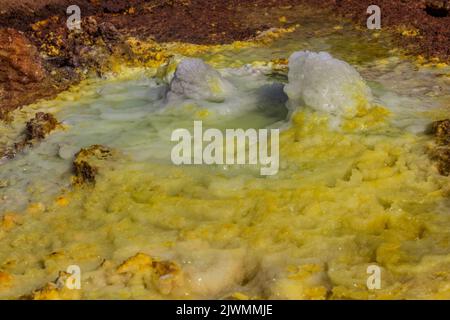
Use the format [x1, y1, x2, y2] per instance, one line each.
[0, 1, 450, 300]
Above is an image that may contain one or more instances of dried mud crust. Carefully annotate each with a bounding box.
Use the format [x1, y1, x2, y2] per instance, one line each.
[429, 119, 450, 176]
[0, 27, 77, 121]
[1, 112, 59, 160]
[0, 28, 60, 119]
[72, 144, 115, 185]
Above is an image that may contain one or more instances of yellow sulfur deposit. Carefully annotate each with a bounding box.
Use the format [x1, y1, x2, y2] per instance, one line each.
[1, 106, 450, 299]
[125, 26, 297, 69]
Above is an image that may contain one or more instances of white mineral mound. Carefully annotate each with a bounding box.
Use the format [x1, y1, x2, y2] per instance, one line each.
[167, 58, 235, 103]
[284, 51, 374, 119]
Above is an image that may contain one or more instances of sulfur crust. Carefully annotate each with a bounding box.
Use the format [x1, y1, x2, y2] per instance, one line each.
[124, 26, 297, 69]
[1, 104, 450, 299]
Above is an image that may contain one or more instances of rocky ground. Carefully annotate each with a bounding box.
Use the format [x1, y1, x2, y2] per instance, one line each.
[0, 0, 449, 119]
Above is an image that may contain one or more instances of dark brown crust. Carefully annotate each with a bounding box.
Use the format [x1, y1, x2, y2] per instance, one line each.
[72, 144, 113, 185]
[0, 0, 296, 44]
[2, 112, 59, 159]
[429, 119, 450, 176]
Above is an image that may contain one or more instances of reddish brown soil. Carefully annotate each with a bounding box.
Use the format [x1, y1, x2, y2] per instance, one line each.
[0, 28, 68, 119]
[0, 0, 298, 44]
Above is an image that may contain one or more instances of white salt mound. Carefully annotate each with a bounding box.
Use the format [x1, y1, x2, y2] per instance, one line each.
[284, 51, 373, 118]
[167, 58, 235, 103]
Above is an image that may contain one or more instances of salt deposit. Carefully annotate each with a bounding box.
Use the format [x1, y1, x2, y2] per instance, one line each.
[167, 58, 236, 103]
[284, 51, 374, 119]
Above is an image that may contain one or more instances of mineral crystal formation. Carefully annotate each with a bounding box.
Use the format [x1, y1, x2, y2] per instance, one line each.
[167, 58, 235, 103]
[284, 51, 374, 119]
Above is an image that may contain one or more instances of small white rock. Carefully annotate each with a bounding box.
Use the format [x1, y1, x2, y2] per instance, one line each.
[167, 58, 235, 103]
[284, 51, 373, 119]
